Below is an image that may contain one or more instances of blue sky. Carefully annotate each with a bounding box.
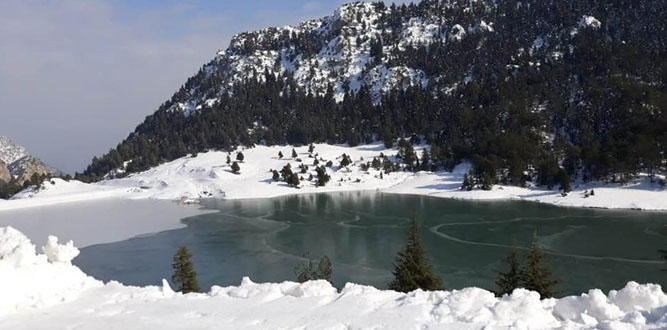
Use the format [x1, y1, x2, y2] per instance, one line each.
[0, 0, 412, 174]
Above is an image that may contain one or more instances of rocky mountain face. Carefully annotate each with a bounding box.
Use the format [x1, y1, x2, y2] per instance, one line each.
[0, 136, 60, 185]
[0, 161, 11, 183]
[81, 0, 666, 187]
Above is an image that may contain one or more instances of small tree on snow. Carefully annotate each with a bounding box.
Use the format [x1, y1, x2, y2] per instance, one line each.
[278, 151, 284, 159]
[272, 170, 280, 181]
[308, 144, 315, 154]
[388, 218, 443, 292]
[495, 246, 522, 296]
[231, 161, 240, 174]
[461, 174, 474, 191]
[171, 246, 201, 293]
[236, 152, 245, 162]
[292, 148, 298, 159]
[294, 252, 333, 283]
[522, 232, 559, 298]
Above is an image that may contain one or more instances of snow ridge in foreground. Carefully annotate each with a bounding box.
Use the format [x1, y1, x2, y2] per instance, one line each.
[1, 227, 666, 329]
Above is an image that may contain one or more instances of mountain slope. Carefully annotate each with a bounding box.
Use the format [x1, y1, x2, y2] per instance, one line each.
[0, 136, 28, 165]
[80, 0, 667, 190]
[0, 137, 60, 185]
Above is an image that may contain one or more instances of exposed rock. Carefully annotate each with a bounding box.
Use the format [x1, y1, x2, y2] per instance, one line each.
[0, 136, 60, 185]
[8, 156, 59, 184]
[0, 161, 11, 183]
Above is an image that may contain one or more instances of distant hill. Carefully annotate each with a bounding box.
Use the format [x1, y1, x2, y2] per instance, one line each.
[0, 136, 60, 186]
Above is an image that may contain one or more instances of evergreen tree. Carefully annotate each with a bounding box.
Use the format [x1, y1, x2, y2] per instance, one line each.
[171, 246, 201, 293]
[420, 149, 430, 171]
[522, 233, 559, 298]
[388, 218, 443, 292]
[316, 255, 332, 282]
[316, 166, 331, 187]
[287, 173, 300, 187]
[281, 164, 293, 180]
[292, 148, 298, 159]
[295, 252, 333, 283]
[236, 152, 245, 162]
[461, 174, 473, 191]
[272, 170, 280, 181]
[278, 151, 284, 159]
[231, 161, 241, 174]
[340, 153, 352, 167]
[295, 252, 315, 283]
[495, 247, 522, 296]
[226, 155, 231, 165]
[308, 144, 315, 154]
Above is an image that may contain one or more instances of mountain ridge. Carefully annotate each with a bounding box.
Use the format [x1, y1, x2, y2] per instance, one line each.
[0, 136, 61, 186]
[80, 0, 667, 190]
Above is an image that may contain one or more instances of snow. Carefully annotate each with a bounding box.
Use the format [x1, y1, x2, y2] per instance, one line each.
[579, 15, 602, 29]
[2, 143, 666, 213]
[0, 198, 212, 248]
[0, 136, 28, 164]
[1, 226, 666, 329]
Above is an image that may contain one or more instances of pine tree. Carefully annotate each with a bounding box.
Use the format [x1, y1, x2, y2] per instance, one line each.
[295, 252, 315, 283]
[171, 246, 201, 293]
[292, 148, 298, 158]
[236, 152, 245, 162]
[231, 161, 240, 174]
[272, 170, 280, 181]
[420, 149, 430, 171]
[316, 255, 332, 282]
[287, 173, 300, 187]
[495, 247, 522, 296]
[340, 153, 352, 167]
[316, 166, 331, 187]
[278, 151, 284, 159]
[226, 155, 231, 164]
[522, 233, 559, 298]
[295, 252, 333, 283]
[388, 218, 443, 292]
[461, 174, 473, 191]
[308, 144, 315, 154]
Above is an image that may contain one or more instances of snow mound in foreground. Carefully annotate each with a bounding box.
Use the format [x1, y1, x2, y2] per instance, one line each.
[1, 227, 667, 329]
[0, 227, 102, 317]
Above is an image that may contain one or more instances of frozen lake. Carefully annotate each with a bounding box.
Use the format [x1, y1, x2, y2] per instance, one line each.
[68, 192, 667, 296]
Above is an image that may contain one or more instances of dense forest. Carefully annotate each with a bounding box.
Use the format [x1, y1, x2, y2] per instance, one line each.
[79, 0, 667, 190]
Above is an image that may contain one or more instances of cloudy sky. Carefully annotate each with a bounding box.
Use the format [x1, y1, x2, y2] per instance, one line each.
[0, 0, 411, 174]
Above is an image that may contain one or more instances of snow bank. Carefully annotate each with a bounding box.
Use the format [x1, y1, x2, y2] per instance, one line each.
[1, 227, 667, 329]
[0, 227, 101, 317]
[2, 143, 667, 212]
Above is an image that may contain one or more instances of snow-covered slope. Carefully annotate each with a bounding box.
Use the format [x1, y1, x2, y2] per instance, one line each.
[2, 143, 667, 212]
[1, 226, 666, 329]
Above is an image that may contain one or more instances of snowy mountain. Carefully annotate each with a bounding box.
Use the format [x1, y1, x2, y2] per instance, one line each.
[81, 0, 667, 193]
[0, 136, 28, 165]
[0, 136, 60, 184]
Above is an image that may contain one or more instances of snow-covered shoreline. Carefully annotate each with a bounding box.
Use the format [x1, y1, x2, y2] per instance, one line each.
[1, 226, 666, 329]
[1, 143, 666, 213]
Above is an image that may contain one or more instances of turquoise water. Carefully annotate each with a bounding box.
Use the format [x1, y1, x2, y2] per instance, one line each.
[75, 192, 667, 296]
